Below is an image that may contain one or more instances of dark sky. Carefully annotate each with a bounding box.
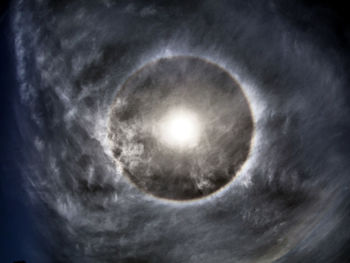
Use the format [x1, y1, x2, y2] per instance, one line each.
[0, 1, 41, 262]
[2, 0, 350, 262]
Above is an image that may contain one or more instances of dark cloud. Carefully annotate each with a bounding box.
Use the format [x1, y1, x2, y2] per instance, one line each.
[11, 0, 350, 262]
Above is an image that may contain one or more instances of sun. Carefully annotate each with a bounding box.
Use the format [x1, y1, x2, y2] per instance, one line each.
[157, 108, 201, 150]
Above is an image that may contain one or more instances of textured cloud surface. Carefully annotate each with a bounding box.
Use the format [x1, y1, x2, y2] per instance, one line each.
[12, 0, 350, 262]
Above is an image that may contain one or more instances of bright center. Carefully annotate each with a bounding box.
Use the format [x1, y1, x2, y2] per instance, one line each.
[158, 108, 201, 149]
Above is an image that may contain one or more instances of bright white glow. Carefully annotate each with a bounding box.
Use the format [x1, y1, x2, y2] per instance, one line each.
[158, 108, 201, 149]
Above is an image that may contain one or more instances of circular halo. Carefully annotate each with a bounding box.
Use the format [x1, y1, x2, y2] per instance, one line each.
[108, 56, 254, 201]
